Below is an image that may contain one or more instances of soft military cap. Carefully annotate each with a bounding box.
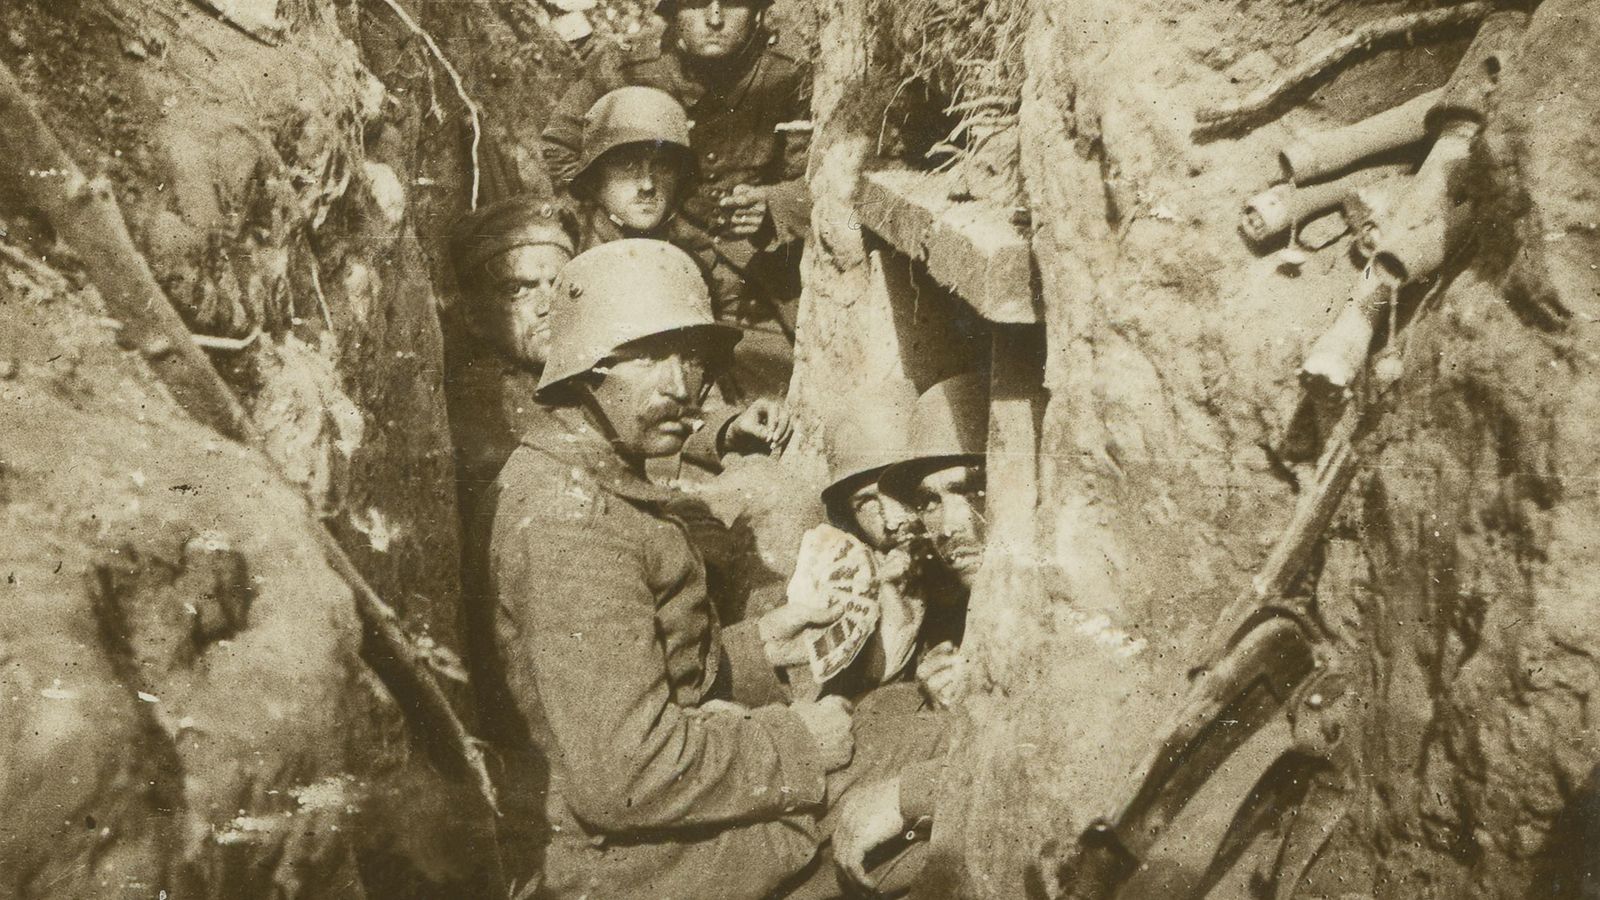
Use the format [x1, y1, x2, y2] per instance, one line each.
[450, 193, 576, 281]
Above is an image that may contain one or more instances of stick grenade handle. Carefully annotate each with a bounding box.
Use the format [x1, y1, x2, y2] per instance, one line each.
[1240, 179, 1351, 245]
[1301, 266, 1395, 391]
[1279, 88, 1442, 186]
[1373, 10, 1529, 283]
[1370, 120, 1476, 284]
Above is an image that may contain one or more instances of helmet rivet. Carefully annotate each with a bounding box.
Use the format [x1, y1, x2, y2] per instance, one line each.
[569, 284, 584, 299]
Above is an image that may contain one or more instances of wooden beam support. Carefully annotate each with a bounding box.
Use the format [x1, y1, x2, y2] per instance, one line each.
[855, 167, 1038, 324]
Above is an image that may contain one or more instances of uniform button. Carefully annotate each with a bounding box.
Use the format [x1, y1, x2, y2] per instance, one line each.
[706, 151, 718, 163]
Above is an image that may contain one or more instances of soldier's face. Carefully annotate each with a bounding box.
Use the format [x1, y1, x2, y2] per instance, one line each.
[847, 482, 912, 552]
[911, 464, 987, 588]
[672, 0, 759, 61]
[589, 331, 712, 458]
[595, 144, 683, 232]
[481, 243, 570, 366]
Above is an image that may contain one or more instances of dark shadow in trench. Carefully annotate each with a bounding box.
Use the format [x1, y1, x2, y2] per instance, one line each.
[1530, 763, 1600, 899]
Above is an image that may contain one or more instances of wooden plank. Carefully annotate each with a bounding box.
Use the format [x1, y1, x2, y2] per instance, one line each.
[855, 167, 1038, 324]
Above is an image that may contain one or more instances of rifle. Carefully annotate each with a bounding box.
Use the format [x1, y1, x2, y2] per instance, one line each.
[1033, 12, 1529, 896]
[1033, 400, 1358, 900]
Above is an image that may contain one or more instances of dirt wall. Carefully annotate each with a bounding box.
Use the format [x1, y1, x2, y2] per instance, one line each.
[794, 0, 1600, 896]
[0, 1, 504, 894]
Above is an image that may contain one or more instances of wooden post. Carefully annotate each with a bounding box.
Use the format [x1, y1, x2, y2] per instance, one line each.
[982, 323, 1045, 605]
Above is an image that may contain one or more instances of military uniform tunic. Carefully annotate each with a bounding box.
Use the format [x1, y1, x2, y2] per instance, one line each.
[483, 406, 825, 899]
[542, 28, 811, 249]
[572, 204, 746, 319]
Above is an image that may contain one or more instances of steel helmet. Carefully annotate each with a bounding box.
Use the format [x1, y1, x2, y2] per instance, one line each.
[536, 239, 740, 395]
[821, 383, 918, 526]
[879, 372, 989, 501]
[573, 86, 694, 185]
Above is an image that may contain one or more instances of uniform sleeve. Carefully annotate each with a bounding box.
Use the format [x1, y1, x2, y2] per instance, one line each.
[681, 405, 740, 468]
[771, 37, 813, 183]
[674, 222, 748, 320]
[721, 619, 793, 707]
[494, 488, 828, 833]
[768, 59, 813, 242]
[764, 179, 813, 246]
[897, 758, 944, 821]
[708, 260, 746, 321]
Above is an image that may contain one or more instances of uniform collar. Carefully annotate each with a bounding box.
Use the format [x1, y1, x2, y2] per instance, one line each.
[579, 204, 671, 249]
[664, 28, 767, 109]
[522, 405, 679, 506]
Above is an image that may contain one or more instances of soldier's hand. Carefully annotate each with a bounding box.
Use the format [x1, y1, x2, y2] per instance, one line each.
[726, 399, 793, 455]
[719, 183, 770, 237]
[918, 642, 966, 710]
[759, 599, 847, 667]
[877, 546, 914, 586]
[834, 777, 909, 889]
[789, 695, 855, 771]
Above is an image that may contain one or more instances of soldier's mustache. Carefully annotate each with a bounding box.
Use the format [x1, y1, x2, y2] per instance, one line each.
[939, 537, 982, 559]
[648, 400, 700, 422]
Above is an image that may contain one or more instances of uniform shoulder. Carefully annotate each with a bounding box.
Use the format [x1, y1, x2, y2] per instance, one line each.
[494, 445, 610, 523]
[758, 21, 811, 68]
[616, 27, 668, 66]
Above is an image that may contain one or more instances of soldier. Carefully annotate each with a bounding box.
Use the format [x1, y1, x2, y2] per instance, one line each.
[542, 0, 810, 247]
[569, 85, 745, 318]
[875, 372, 989, 708]
[444, 194, 577, 497]
[828, 372, 992, 891]
[445, 189, 788, 483]
[813, 395, 934, 699]
[542, 0, 811, 397]
[479, 239, 852, 899]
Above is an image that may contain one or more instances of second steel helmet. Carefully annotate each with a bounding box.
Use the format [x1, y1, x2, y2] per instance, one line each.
[536, 239, 740, 395]
[879, 372, 990, 501]
[821, 383, 918, 527]
[572, 86, 694, 185]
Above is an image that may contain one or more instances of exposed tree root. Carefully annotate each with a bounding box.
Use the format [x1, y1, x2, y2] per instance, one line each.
[368, 0, 485, 209]
[1193, 2, 1493, 138]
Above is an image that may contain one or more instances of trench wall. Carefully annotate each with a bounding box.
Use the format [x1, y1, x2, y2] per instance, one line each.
[793, 0, 1600, 896]
[0, 0, 509, 894]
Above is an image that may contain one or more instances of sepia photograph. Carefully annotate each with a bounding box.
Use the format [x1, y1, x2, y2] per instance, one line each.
[0, 0, 1593, 897]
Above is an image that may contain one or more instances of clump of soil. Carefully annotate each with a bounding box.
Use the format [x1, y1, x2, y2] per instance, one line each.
[0, 241, 389, 897]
